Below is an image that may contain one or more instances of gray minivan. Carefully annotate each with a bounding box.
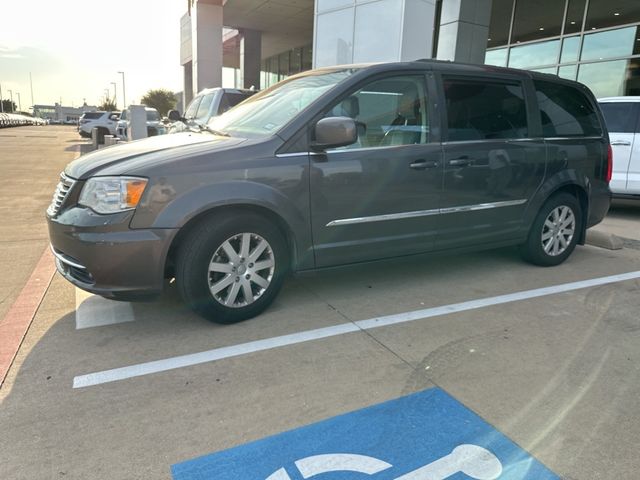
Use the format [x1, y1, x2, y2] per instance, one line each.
[47, 60, 612, 324]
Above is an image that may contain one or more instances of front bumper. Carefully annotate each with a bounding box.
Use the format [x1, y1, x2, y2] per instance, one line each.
[48, 206, 178, 301]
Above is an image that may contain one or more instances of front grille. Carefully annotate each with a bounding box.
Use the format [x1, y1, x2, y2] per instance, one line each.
[47, 173, 76, 217]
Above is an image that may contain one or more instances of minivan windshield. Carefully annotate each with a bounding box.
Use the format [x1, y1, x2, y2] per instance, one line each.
[208, 69, 357, 138]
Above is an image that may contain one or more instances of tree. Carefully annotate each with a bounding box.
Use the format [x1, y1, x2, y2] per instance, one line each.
[140, 89, 175, 117]
[1, 99, 17, 113]
[98, 98, 117, 111]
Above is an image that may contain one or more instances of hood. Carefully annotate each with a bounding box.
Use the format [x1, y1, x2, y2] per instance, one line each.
[66, 132, 245, 179]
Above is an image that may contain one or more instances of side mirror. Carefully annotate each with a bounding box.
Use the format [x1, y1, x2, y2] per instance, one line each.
[168, 110, 182, 122]
[311, 116, 357, 151]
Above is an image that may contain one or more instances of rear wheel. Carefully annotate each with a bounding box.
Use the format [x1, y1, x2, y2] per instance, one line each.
[176, 213, 288, 324]
[520, 192, 582, 266]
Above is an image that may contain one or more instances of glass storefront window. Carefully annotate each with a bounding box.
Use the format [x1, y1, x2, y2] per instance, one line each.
[578, 59, 628, 97]
[585, 0, 640, 30]
[290, 48, 302, 74]
[488, 0, 514, 48]
[509, 39, 560, 69]
[558, 64, 578, 80]
[512, 0, 565, 43]
[302, 45, 313, 71]
[581, 26, 640, 61]
[560, 36, 581, 63]
[564, 0, 586, 35]
[485, 48, 508, 67]
[278, 52, 290, 79]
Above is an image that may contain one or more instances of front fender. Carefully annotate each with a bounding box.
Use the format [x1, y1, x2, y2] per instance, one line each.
[131, 180, 313, 269]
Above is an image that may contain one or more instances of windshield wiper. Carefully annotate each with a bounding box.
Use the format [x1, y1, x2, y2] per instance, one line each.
[203, 125, 230, 137]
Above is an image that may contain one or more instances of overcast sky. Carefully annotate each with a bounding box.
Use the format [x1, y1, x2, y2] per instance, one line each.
[0, 0, 186, 109]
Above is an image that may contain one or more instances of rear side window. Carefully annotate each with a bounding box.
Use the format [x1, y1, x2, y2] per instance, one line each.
[443, 78, 528, 141]
[535, 80, 602, 137]
[599, 102, 638, 134]
[82, 112, 103, 119]
[218, 93, 252, 114]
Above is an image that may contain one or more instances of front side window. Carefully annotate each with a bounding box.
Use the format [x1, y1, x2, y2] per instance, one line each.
[184, 96, 202, 120]
[444, 78, 528, 141]
[535, 80, 602, 137]
[195, 93, 215, 123]
[324, 75, 430, 149]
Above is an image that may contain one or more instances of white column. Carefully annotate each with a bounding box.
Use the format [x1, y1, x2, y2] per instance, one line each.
[191, 0, 223, 94]
[436, 0, 492, 64]
[313, 0, 437, 68]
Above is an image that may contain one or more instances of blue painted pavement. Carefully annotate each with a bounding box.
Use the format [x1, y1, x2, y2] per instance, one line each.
[172, 387, 559, 479]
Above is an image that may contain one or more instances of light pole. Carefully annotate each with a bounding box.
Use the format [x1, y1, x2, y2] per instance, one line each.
[110, 81, 117, 108]
[117, 71, 126, 110]
[8, 89, 13, 112]
[16, 92, 21, 112]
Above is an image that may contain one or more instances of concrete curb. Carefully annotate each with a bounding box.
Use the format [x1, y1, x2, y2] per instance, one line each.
[586, 229, 624, 250]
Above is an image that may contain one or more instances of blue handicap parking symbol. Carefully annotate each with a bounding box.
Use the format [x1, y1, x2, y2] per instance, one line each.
[171, 388, 559, 479]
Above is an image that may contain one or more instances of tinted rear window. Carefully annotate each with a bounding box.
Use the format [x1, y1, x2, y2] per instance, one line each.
[82, 112, 103, 119]
[443, 78, 528, 141]
[218, 92, 252, 114]
[535, 80, 602, 137]
[599, 102, 638, 134]
[146, 110, 159, 121]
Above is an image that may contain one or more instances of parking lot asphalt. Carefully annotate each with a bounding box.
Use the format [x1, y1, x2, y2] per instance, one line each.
[1, 129, 640, 479]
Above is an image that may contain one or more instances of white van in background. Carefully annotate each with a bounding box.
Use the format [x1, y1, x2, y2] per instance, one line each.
[598, 97, 640, 197]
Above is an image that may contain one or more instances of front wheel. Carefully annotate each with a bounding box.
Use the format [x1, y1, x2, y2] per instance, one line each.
[520, 192, 582, 266]
[176, 213, 289, 324]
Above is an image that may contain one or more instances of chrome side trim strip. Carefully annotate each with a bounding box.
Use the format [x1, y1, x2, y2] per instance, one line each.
[543, 136, 604, 141]
[326, 199, 528, 227]
[327, 208, 440, 227]
[275, 152, 324, 158]
[439, 199, 527, 214]
[50, 245, 87, 270]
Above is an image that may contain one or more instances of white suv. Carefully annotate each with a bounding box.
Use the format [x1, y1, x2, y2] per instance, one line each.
[598, 97, 640, 197]
[168, 87, 255, 133]
[78, 111, 120, 142]
[115, 107, 166, 141]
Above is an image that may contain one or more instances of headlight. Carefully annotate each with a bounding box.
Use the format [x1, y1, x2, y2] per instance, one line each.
[79, 176, 148, 214]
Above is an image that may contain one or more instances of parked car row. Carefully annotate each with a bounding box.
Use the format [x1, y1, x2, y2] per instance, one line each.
[0, 113, 47, 128]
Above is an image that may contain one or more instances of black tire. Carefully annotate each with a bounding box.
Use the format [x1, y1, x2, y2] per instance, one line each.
[176, 212, 289, 324]
[520, 192, 582, 266]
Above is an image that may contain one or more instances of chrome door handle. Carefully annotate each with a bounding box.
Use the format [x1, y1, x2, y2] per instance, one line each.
[611, 141, 631, 146]
[448, 157, 472, 167]
[410, 160, 439, 170]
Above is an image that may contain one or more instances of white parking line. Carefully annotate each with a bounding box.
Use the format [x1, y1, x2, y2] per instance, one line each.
[75, 289, 135, 329]
[73, 270, 640, 388]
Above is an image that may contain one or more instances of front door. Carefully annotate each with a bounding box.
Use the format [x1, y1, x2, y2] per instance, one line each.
[309, 74, 443, 267]
[437, 75, 546, 250]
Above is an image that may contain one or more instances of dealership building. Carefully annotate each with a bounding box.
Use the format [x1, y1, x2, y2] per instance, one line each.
[180, 0, 640, 103]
